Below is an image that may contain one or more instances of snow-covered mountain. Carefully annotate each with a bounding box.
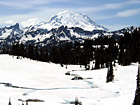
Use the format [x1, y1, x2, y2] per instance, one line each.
[19, 26, 95, 45]
[112, 26, 136, 36]
[0, 11, 138, 47]
[0, 23, 23, 47]
[0, 23, 22, 40]
[0, 24, 137, 47]
[37, 10, 108, 31]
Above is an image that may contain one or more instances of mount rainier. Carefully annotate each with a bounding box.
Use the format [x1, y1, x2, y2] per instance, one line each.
[36, 10, 108, 31]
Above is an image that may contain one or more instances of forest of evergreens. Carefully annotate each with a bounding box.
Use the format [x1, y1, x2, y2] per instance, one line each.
[1, 28, 140, 69]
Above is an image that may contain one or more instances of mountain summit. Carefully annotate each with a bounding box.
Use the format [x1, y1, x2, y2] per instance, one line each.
[38, 10, 108, 31]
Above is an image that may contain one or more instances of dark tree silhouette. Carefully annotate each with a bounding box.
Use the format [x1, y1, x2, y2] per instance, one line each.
[8, 98, 12, 105]
[106, 62, 114, 83]
[133, 64, 140, 105]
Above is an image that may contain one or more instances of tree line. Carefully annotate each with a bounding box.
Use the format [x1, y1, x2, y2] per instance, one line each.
[0, 28, 140, 69]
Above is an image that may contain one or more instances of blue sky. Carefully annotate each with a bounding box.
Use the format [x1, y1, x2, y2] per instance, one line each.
[0, 0, 140, 30]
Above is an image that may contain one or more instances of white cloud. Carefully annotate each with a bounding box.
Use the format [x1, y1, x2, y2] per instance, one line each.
[96, 0, 140, 11]
[0, 0, 51, 9]
[5, 20, 15, 24]
[0, 0, 138, 12]
[74, 4, 122, 13]
[0, 1, 32, 9]
[127, 0, 140, 5]
[117, 8, 140, 17]
[0, 0, 72, 10]
[68, 0, 140, 14]
[103, 3, 123, 10]
[0, 8, 66, 27]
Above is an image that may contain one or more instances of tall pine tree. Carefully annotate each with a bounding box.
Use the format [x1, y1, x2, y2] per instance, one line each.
[133, 64, 140, 105]
[106, 62, 114, 83]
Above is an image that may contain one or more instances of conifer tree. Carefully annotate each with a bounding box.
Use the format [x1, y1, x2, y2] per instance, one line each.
[106, 62, 114, 83]
[8, 98, 12, 105]
[34, 46, 39, 60]
[19, 43, 25, 57]
[133, 64, 140, 105]
[75, 97, 79, 105]
[95, 48, 100, 69]
[45, 47, 49, 62]
[27, 44, 34, 59]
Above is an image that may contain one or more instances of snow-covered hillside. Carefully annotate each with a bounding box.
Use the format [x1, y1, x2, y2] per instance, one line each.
[0, 54, 138, 105]
[37, 10, 108, 31]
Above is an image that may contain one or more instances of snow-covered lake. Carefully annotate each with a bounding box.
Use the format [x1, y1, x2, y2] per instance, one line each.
[0, 54, 138, 105]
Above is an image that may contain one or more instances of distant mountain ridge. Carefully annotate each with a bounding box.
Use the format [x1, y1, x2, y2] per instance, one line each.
[0, 11, 138, 48]
[0, 23, 22, 40]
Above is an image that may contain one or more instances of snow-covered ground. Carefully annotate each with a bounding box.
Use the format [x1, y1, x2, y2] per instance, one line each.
[0, 54, 138, 105]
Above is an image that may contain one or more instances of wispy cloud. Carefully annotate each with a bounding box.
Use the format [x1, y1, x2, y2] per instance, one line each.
[0, 8, 65, 25]
[70, 3, 123, 13]
[0, 0, 139, 17]
[127, 0, 140, 5]
[0, 0, 57, 10]
[0, 0, 138, 12]
[76, 0, 140, 20]
[65, 0, 140, 16]
[117, 8, 140, 17]
[0, 0, 72, 10]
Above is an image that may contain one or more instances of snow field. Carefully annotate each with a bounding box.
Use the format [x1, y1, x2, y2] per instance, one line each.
[0, 55, 138, 105]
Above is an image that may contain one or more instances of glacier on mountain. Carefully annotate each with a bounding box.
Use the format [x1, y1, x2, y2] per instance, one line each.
[37, 10, 108, 31]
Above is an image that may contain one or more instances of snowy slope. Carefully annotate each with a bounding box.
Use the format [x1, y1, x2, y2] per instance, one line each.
[0, 54, 138, 105]
[19, 26, 94, 45]
[37, 10, 108, 31]
[0, 23, 22, 40]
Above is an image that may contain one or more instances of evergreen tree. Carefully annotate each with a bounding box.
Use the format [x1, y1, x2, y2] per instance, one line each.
[106, 62, 114, 83]
[34, 46, 39, 60]
[75, 97, 79, 105]
[45, 47, 49, 62]
[94, 48, 100, 69]
[11, 42, 20, 56]
[19, 43, 25, 57]
[50, 46, 60, 63]
[133, 64, 140, 105]
[8, 98, 12, 105]
[63, 43, 71, 65]
[27, 44, 34, 59]
[84, 39, 93, 68]
[59, 43, 64, 66]
[2, 42, 7, 54]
